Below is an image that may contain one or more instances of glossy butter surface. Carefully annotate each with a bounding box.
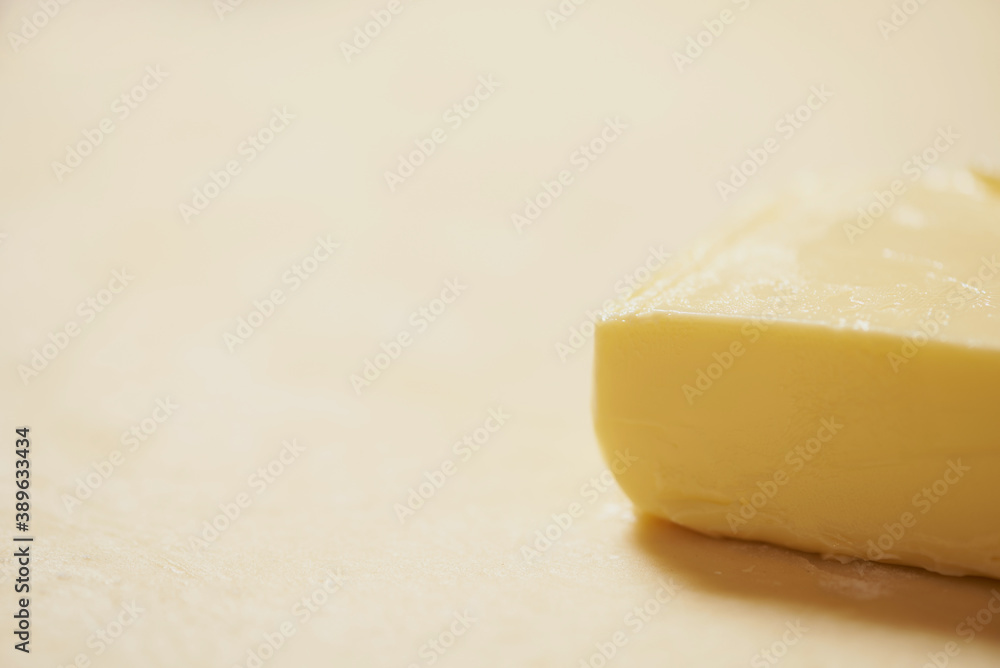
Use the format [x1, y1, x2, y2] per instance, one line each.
[595, 170, 1000, 578]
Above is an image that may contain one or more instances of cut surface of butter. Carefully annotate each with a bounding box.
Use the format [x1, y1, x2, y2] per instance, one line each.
[594, 170, 1000, 578]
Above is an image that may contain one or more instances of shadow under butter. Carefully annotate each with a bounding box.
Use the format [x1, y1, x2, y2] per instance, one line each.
[632, 513, 1000, 647]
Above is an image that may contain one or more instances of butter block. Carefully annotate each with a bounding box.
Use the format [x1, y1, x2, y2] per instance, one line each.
[594, 170, 1000, 578]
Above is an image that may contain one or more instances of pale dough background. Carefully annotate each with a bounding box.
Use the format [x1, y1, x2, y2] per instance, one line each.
[2, 0, 1000, 666]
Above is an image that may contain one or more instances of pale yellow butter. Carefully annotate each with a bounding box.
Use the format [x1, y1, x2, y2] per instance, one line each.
[594, 170, 1000, 578]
